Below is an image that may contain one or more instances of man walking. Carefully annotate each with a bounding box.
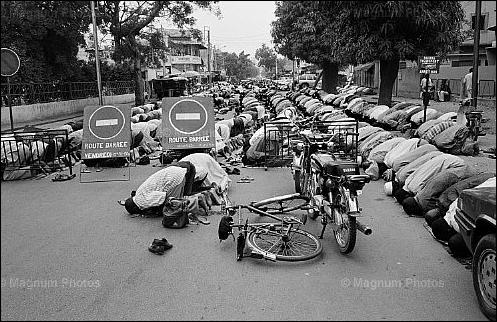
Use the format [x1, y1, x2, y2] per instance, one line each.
[420, 73, 433, 121]
[462, 68, 473, 99]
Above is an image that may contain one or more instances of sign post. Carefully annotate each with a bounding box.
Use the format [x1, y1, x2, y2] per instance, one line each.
[81, 104, 131, 182]
[1, 48, 21, 132]
[82, 105, 131, 159]
[418, 56, 440, 122]
[162, 97, 215, 150]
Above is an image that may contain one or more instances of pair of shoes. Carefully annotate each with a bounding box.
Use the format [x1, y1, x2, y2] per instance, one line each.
[148, 238, 173, 255]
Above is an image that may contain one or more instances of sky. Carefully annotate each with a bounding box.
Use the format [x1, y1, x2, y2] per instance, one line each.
[160, 1, 277, 59]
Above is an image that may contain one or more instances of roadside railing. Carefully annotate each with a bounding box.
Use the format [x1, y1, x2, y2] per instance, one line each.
[1, 129, 73, 180]
[0, 81, 135, 107]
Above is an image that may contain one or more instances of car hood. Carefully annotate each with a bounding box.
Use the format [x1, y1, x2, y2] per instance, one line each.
[458, 186, 496, 220]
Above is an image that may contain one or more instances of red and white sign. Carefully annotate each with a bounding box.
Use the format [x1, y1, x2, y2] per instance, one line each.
[1, 48, 20, 77]
[82, 105, 131, 159]
[162, 97, 215, 150]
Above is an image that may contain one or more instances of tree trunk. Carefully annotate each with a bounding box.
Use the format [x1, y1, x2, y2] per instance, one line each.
[321, 61, 338, 94]
[129, 35, 144, 106]
[378, 59, 399, 107]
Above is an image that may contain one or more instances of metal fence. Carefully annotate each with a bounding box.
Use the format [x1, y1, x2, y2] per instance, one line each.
[1, 129, 73, 180]
[0, 81, 135, 107]
[263, 119, 360, 169]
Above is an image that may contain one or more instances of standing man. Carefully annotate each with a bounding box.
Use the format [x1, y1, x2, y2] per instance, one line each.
[462, 68, 473, 99]
[420, 73, 433, 120]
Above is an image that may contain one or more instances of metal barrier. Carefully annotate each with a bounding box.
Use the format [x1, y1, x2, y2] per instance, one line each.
[0, 81, 135, 107]
[1, 129, 73, 180]
[263, 119, 359, 169]
[263, 121, 295, 168]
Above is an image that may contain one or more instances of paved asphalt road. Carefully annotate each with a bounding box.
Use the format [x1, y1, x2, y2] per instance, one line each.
[1, 160, 488, 320]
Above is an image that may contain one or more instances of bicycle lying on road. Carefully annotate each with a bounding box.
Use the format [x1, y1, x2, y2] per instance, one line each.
[218, 193, 323, 262]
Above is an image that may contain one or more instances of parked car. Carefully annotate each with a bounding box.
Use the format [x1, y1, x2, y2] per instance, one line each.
[455, 183, 496, 320]
[295, 73, 318, 89]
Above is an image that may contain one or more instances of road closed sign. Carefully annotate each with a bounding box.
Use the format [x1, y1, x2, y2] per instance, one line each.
[82, 105, 131, 159]
[162, 97, 215, 149]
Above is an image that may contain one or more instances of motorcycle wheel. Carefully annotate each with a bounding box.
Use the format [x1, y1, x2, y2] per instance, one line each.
[333, 202, 357, 254]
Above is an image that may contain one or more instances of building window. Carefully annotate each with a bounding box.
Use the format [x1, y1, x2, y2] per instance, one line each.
[471, 14, 486, 30]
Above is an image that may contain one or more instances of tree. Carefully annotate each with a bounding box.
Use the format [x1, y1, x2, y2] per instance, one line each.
[1, 1, 92, 83]
[271, 1, 356, 93]
[255, 43, 277, 76]
[96, 1, 218, 106]
[342, 1, 465, 106]
[272, 1, 465, 105]
[223, 51, 259, 82]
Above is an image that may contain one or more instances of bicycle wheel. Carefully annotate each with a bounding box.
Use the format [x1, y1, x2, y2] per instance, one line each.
[246, 225, 322, 261]
[251, 193, 309, 214]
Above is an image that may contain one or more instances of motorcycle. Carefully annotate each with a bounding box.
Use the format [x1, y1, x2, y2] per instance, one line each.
[291, 116, 372, 254]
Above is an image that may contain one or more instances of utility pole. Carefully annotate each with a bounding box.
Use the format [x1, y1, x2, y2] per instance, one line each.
[471, 0, 481, 108]
[292, 58, 295, 90]
[90, 0, 103, 105]
[213, 45, 217, 71]
[275, 55, 278, 80]
[207, 29, 211, 86]
[204, 27, 211, 86]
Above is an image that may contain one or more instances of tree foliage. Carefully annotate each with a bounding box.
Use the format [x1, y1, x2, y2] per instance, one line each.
[96, 1, 218, 105]
[255, 44, 277, 74]
[222, 51, 259, 82]
[1, 1, 92, 83]
[271, 1, 466, 104]
[342, 1, 465, 63]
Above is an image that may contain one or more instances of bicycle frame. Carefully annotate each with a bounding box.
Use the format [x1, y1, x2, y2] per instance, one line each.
[225, 203, 309, 261]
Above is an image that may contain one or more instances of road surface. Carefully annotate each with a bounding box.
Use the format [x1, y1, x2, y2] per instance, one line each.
[1, 161, 488, 320]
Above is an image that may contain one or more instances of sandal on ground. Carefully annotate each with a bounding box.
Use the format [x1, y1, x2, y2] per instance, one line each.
[148, 244, 165, 255]
[117, 200, 126, 206]
[152, 238, 173, 250]
[52, 173, 76, 182]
